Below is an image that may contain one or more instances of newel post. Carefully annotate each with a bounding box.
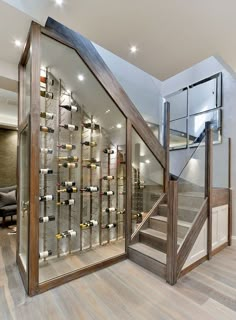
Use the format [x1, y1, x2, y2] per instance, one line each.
[166, 180, 178, 285]
[163, 101, 170, 193]
[205, 121, 213, 260]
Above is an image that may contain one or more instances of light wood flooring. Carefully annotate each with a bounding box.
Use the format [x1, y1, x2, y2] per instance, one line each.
[1, 226, 236, 320]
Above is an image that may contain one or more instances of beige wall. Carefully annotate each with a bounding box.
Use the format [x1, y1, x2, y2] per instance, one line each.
[0, 128, 17, 188]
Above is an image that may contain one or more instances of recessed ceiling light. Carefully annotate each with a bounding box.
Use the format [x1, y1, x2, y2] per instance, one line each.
[130, 46, 137, 53]
[78, 74, 84, 81]
[14, 40, 22, 48]
[145, 159, 150, 164]
[105, 109, 110, 114]
[55, 0, 63, 6]
[116, 123, 122, 129]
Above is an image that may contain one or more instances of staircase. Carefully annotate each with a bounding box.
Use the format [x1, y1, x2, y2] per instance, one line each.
[128, 191, 204, 279]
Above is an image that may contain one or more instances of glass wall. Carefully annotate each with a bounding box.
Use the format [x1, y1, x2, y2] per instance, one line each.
[38, 35, 126, 283]
[131, 129, 163, 234]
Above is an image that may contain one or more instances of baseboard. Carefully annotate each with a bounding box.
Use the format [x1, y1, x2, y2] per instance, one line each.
[212, 242, 228, 256]
[179, 255, 207, 278]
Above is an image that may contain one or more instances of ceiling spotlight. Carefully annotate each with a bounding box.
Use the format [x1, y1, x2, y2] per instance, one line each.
[116, 123, 122, 129]
[55, 0, 63, 6]
[14, 40, 22, 48]
[145, 159, 150, 164]
[78, 74, 84, 81]
[130, 46, 137, 53]
[105, 109, 110, 114]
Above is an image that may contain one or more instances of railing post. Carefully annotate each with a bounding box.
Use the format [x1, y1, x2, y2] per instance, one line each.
[205, 121, 213, 260]
[163, 101, 170, 193]
[126, 119, 132, 252]
[166, 180, 178, 285]
[228, 137, 232, 246]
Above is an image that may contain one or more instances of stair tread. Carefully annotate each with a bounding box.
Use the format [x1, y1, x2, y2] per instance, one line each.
[178, 192, 204, 198]
[140, 228, 183, 244]
[159, 203, 199, 212]
[129, 243, 166, 264]
[150, 215, 192, 228]
[140, 228, 167, 240]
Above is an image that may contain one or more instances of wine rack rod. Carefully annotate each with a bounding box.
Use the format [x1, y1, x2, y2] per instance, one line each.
[79, 111, 84, 251]
[116, 146, 119, 240]
[68, 91, 72, 254]
[89, 115, 94, 249]
[57, 79, 62, 258]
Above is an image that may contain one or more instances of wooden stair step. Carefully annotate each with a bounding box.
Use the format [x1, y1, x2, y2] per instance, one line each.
[139, 229, 167, 253]
[128, 243, 166, 278]
[158, 203, 199, 222]
[150, 216, 191, 238]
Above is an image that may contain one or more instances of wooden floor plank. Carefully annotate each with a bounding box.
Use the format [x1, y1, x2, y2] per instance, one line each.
[0, 228, 236, 319]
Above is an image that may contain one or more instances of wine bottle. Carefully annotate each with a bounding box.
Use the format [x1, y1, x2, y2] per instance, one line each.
[80, 220, 98, 229]
[81, 141, 97, 147]
[103, 148, 115, 154]
[133, 212, 143, 223]
[40, 126, 54, 133]
[39, 250, 52, 259]
[40, 112, 54, 120]
[103, 223, 117, 229]
[57, 144, 76, 150]
[57, 199, 75, 206]
[82, 158, 98, 163]
[60, 181, 76, 187]
[39, 195, 54, 201]
[118, 176, 126, 180]
[58, 156, 79, 162]
[58, 162, 78, 169]
[40, 76, 54, 86]
[84, 163, 99, 169]
[59, 105, 79, 112]
[39, 215, 55, 223]
[83, 122, 100, 130]
[119, 191, 126, 195]
[39, 168, 53, 174]
[40, 90, 54, 99]
[40, 148, 53, 154]
[59, 124, 79, 131]
[56, 229, 77, 239]
[103, 175, 115, 180]
[101, 191, 115, 196]
[57, 187, 78, 194]
[80, 186, 99, 192]
[103, 207, 116, 213]
[117, 209, 126, 215]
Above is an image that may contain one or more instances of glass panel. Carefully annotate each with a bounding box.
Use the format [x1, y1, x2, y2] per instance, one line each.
[170, 118, 187, 150]
[22, 55, 31, 121]
[177, 137, 206, 249]
[213, 134, 229, 188]
[131, 129, 163, 234]
[189, 78, 217, 115]
[189, 109, 222, 146]
[38, 34, 126, 283]
[166, 89, 187, 121]
[19, 124, 30, 273]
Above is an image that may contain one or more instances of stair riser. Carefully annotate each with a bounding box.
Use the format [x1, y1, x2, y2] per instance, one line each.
[178, 195, 203, 208]
[149, 219, 189, 239]
[139, 233, 167, 253]
[128, 248, 166, 279]
[158, 205, 198, 223]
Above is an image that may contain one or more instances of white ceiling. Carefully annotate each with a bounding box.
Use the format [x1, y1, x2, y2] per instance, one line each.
[1, 0, 236, 80]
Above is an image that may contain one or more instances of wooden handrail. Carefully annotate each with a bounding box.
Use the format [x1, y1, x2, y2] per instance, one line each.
[44, 17, 165, 168]
[131, 193, 166, 244]
[176, 198, 208, 277]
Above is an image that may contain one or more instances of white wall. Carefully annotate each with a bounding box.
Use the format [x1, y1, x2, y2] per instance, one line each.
[94, 44, 163, 126]
[162, 56, 236, 236]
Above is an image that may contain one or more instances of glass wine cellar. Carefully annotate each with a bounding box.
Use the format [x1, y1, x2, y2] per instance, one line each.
[17, 21, 164, 295]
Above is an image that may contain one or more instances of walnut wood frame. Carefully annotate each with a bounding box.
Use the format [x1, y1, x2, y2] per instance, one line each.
[17, 20, 166, 295]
